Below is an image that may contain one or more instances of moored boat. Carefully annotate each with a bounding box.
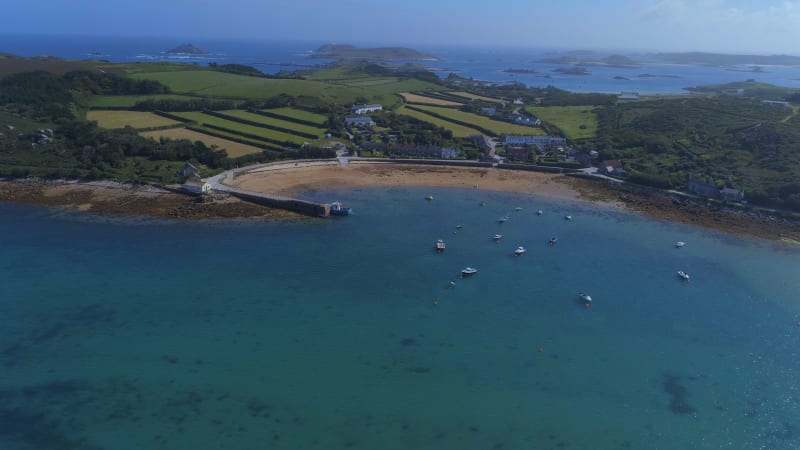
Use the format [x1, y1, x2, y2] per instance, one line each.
[493, 234, 503, 241]
[675, 241, 685, 248]
[461, 267, 478, 276]
[329, 201, 352, 216]
[565, 215, 572, 221]
[514, 207, 523, 211]
[436, 239, 446, 251]
[677, 270, 691, 281]
[578, 292, 593, 303]
[425, 195, 434, 201]
[514, 246, 526, 256]
[498, 215, 509, 223]
[537, 209, 543, 215]
[548, 237, 558, 247]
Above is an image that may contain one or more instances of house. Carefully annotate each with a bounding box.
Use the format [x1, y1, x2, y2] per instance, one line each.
[351, 104, 383, 115]
[513, 115, 541, 126]
[503, 135, 567, 153]
[505, 146, 530, 162]
[181, 180, 212, 194]
[567, 149, 592, 167]
[471, 134, 494, 152]
[480, 107, 497, 116]
[513, 98, 524, 105]
[345, 116, 375, 127]
[391, 145, 457, 159]
[618, 91, 640, 100]
[178, 161, 201, 178]
[599, 160, 625, 176]
[686, 179, 720, 198]
[720, 187, 745, 202]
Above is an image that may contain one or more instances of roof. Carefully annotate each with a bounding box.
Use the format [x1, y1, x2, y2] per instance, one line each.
[182, 180, 208, 188]
[181, 161, 199, 170]
[602, 159, 623, 168]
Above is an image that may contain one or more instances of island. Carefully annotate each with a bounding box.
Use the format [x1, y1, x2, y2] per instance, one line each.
[553, 67, 590, 75]
[652, 52, 800, 66]
[503, 68, 538, 74]
[166, 43, 209, 54]
[311, 44, 438, 61]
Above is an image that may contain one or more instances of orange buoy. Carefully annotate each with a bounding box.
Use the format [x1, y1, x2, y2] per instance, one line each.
[538, 346, 543, 353]
[585, 303, 590, 309]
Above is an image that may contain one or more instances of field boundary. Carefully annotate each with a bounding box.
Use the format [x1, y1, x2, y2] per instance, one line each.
[200, 123, 299, 149]
[202, 110, 319, 140]
[247, 109, 326, 128]
[406, 105, 497, 137]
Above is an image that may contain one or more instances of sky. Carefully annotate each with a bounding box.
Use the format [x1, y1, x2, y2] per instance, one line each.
[6, 0, 800, 54]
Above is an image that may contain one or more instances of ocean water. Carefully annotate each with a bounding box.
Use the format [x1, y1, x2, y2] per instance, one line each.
[1, 188, 799, 450]
[4, 34, 800, 93]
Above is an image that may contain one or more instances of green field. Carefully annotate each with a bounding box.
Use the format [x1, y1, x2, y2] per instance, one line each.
[526, 106, 598, 140]
[140, 128, 263, 158]
[265, 107, 328, 125]
[172, 111, 310, 144]
[130, 70, 437, 107]
[219, 110, 325, 137]
[447, 91, 504, 103]
[412, 105, 544, 135]
[86, 111, 183, 129]
[87, 94, 203, 108]
[396, 105, 481, 138]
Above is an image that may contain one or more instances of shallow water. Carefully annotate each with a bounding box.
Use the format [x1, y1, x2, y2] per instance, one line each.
[1, 188, 799, 449]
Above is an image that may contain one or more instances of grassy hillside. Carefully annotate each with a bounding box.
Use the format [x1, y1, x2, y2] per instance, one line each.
[412, 105, 544, 136]
[395, 105, 481, 138]
[526, 106, 598, 140]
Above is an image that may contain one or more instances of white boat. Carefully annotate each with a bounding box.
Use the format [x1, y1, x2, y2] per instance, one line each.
[514, 246, 527, 256]
[578, 292, 593, 303]
[461, 267, 478, 276]
[565, 215, 573, 221]
[498, 216, 509, 223]
[548, 237, 558, 247]
[514, 207, 523, 211]
[677, 271, 691, 281]
[455, 225, 463, 229]
[675, 241, 685, 248]
[537, 209, 543, 215]
[425, 195, 434, 201]
[435, 239, 446, 251]
[493, 234, 503, 241]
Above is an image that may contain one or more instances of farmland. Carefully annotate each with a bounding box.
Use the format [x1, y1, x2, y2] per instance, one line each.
[448, 91, 504, 103]
[265, 107, 328, 125]
[219, 110, 326, 138]
[87, 94, 203, 108]
[86, 111, 183, 129]
[400, 92, 463, 106]
[411, 105, 545, 136]
[526, 106, 598, 140]
[395, 105, 481, 138]
[140, 128, 263, 158]
[171, 111, 311, 145]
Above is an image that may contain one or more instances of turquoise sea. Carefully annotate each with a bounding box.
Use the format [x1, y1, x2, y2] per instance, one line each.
[2, 187, 800, 450]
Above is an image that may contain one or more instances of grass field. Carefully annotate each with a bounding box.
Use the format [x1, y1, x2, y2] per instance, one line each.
[412, 105, 544, 135]
[525, 106, 598, 140]
[395, 105, 481, 138]
[265, 107, 328, 125]
[219, 110, 325, 137]
[400, 92, 463, 106]
[87, 94, 203, 108]
[140, 128, 263, 158]
[130, 71, 437, 108]
[447, 91, 504, 103]
[86, 111, 183, 129]
[172, 111, 310, 144]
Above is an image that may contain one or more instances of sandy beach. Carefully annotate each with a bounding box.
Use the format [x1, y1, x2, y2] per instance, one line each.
[2, 162, 799, 243]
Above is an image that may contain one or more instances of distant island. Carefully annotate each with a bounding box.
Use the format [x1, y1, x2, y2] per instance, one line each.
[537, 54, 638, 68]
[652, 52, 800, 66]
[166, 43, 209, 54]
[311, 44, 438, 61]
[503, 68, 537, 74]
[553, 67, 590, 75]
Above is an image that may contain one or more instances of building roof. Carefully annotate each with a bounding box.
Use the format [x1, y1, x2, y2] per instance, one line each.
[182, 180, 208, 188]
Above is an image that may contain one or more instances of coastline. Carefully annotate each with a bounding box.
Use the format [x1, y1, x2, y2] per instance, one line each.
[2, 163, 799, 243]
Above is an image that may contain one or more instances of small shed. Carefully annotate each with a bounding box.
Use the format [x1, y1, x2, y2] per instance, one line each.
[181, 180, 212, 194]
[178, 161, 201, 178]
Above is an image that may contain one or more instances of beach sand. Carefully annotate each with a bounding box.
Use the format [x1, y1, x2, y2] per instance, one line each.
[2, 162, 799, 243]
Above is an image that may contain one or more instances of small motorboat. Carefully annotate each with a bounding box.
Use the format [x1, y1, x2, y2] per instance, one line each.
[514, 246, 527, 256]
[479, 201, 486, 207]
[449, 280, 456, 288]
[677, 271, 691, 282]
[564, 215, 573, 221]
[329, 201, 352, 216]
[498, 215, 509, 223]
[493, 234, 503, 241]
[578, 292, 593, 303]
[514, 207, 523, 211]
[461, 267, 478, 276]
[675, 241, 685, 248]
[435, 239, 446, 252]
[537, 209, 543, 215]
[548, 237, 558, 247]
[425, 195, 434, 201]
[456, 225, 463, 229]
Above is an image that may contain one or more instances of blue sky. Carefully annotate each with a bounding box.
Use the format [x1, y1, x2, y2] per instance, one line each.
[7, 0, 800, 53]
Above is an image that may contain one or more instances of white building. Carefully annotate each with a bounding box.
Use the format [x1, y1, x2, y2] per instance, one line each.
[345, 116, 376, 127]
[181, 180, 212, 194]
[351, 104, 383, 115]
